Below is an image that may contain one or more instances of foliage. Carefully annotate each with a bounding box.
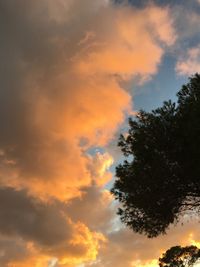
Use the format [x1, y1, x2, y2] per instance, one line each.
[111, 74, 200, 237]
[158, 245, 200, 267]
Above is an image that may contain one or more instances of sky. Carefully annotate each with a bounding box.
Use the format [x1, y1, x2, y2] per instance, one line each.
[1, 0, 200, 266]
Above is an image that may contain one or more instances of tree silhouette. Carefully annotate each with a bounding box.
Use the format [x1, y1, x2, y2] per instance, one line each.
[159, 245, 200, 267]
[111, 74, 200, 237]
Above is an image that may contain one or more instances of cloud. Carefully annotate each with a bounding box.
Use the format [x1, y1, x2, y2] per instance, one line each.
[87, 152, 114, 186]
[74, 4, 175, 80]
[0, 0, 176, 266]
[66, 185, 114, 233]
[0, 236, 30, 267]
[9, 218, 200, 267]
[85, 218, 200, 267]
[0, 0, 175, 201]
[0, 187, 106, 267]
[176, 45, 200, 75]
[0, 187, 72, 246]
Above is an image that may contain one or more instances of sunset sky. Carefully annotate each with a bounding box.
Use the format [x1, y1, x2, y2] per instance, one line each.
[1, 0, 200, 266]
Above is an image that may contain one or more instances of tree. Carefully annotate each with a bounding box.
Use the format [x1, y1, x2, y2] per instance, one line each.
[111, 74, 200, 237]
[158, 245, 200, 267]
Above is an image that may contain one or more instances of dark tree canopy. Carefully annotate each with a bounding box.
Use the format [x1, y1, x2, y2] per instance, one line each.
[158, 245, 200, 267]
[111, 74, 200, 237]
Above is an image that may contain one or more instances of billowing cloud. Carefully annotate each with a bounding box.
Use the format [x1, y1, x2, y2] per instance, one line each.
[87, 152, 114, 186]
[0, 0, 175, 200]
[0, 187, 106, 267]
[0, 0, 177, 266]
[66, 186, 114, 232]
[176, 45, 200, 75]
[85, 218, 200, 267]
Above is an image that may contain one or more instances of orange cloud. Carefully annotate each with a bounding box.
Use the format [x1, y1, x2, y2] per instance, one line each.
[6, 223, 106, 267]
[0, 188, 107, 267]
[0, 0, 176, 266]
[87, 152, 114, 186]
[75, 5, 176, 79]
[0, 1, 175, 202]
[85, 218, 200, 267]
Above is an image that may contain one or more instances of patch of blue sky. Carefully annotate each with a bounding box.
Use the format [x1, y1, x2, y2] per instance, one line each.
[105, 53, 189, 190]
[115, 0, 200, 10]
[133, 53, 187, 112]
[86, 146, 105, 156]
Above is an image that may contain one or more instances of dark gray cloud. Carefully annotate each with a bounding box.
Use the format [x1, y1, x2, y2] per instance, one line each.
[0, 186, 106, 266]
[66, 186, 114, 232]
[0, 237, 29, 266]
[0, 187, 72, 247]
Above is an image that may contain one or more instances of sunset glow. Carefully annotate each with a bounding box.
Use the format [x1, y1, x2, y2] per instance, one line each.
[1, 0, 200, 266]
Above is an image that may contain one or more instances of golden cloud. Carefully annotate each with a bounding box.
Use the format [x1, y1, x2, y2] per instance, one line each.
[0, 0, 176, 266]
